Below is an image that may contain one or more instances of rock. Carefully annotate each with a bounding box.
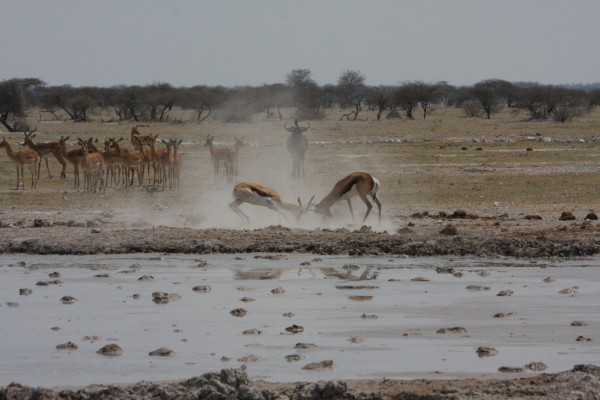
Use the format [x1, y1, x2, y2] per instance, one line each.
[349, 336, 365, 343]
[525, 362, 548, 371]
[192, 285, 212, 292]
[494, 312, 518, 318]
[585, 212, 598, 220]
[36, 280, 62, 286]
[498, 366, 524, 373]
[137, 275, 154, 281]
[19, 288, 32, 295]
[152, 292, 181, 304]
[6, 302, 19, 307]
[49, 271, 61, 278]
[466, 285, 490, 291]
[302, 360, 335, 370]
[524, 214, 543, 220]
[440, 224, 458, 235]
[295, 343, 317, 349]
[285, 324, 304, 334]
[543, 276, 556, 283]
[497, 290, 514, 296]
[239, 296, 254, 302]
[436, 266, 455, 274]
[271, 287, 285, 294]
[33, 219, 50, 227]
[411, 277, 430, 281]
[94, 273, 110, 278]
[285, 354, 305, 362]
[476, 347, 498, 357]
[56, 342, 78, 350]
[437, 327, 468, 334]
[559, 288, 577, 295]
[576, 336, 593, 342]
[571, 320, 589, 326]
[230, 308, 247, 317]
[237, 354, 264, 362]
[361, 313, 378, 319]
[242, 329, 263, 335]
[149, 347, 175, 356]
[97, 344, 123, 356]
[283, 312, 295, 318]
[559, 211, 576, 221]
[60, 296, 76, 304]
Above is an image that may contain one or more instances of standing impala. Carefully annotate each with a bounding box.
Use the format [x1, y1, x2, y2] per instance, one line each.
[205, 135, 234, 181]
[0, 137, 40, 189]
[23, 129, 67, 179]
[313, 172, 382, 224]
[229, 182, 313, 223]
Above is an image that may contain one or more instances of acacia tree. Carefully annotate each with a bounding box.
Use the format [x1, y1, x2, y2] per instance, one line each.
[39, 86, 97, 122]
[337, 69, 366, 120]
[366, 85, 394, 121]
[286, 69, 321, 118]
[0, 78, 45, 131]
[180, 85, 226, 122]
[471, 82, 501, 119]
[394, 82, 420, 119]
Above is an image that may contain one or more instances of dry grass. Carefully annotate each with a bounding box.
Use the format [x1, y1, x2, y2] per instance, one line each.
[1, 106, 600, 218]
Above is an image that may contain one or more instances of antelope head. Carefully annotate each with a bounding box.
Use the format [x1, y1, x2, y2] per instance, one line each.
[296, 195, 315, 220]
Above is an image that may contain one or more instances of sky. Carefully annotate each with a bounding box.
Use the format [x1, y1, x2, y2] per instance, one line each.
[2, 0, 599, 88]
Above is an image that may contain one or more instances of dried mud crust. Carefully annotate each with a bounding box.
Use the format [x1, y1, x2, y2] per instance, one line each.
[1, 213, 600, 257]
[2, 365, 600, 400]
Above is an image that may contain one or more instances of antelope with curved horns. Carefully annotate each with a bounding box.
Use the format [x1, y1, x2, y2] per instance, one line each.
[0, 137, 40, 189]
[229, 182, 314, 223]
[284, 119, 310, 178]
[313, 172, 382, 224]
[23, 128, 67, 180]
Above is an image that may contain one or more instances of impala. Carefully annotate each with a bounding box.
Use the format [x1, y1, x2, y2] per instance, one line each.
[102, 138, 125, 186]
[0, 137, 40, 189]
[157, 139, 174, 189]
[81, 138, 105, 194]
[284, 119, 310, 177]
[170, 139, 183, 189]
[205, 135, 234, 181]
[229, 182, 313, 223]
[60, 137, 101, 189]
[131, 127, 155, 182]
[313, 172, 382, 224]
[109, 138, 144, 187]
[23, 129, 67, 179]
[225, 137, 244, 183]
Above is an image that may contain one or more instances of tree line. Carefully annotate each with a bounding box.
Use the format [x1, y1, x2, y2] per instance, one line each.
[2, 70, 600, 132]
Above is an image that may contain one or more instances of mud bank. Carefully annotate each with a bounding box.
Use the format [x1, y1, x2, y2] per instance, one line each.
[2, 365, 600, 400]
[1, 224, 600, 258]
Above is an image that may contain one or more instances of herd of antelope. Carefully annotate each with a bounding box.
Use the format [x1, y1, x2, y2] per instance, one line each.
[1, 121, 382, 224]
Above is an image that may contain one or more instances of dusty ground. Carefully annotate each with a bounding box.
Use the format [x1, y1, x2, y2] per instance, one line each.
[1, 204, 599, 258]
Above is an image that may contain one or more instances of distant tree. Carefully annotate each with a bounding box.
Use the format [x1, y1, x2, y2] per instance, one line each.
[393, 82, 421, 119]
[337, 69, 367, 120]
[0, 78, 45, 131]
[144, 83, 177, 122]
[39, 86, 97, 122]
[475, 79, 518, 107]
[180, 85, 226, 122]
[415, 82, 440, 119]
[285, 69, 321, 118]
[256, 83, 292, 120]
[588, 89, 600, 107]
[366, 85, 394, 121]
[516, 85, 587, 122]
[435, 81, 456, 106]
[471, 82, 501, 118]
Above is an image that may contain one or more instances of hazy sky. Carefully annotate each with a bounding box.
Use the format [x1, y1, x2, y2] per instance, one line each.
[2, 0, 599, 88]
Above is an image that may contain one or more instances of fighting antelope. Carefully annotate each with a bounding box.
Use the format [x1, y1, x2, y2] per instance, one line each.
[313, 172, 382, 224]
[205, 135, 235, 181]
[0, 137, 40, 189]
[225, 137, 244, 183]
[23, 129, 67, 179]
[284, 119, 310, 177]
[229, 182, 313, 223]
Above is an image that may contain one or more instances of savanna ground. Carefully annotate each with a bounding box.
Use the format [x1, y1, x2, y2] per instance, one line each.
[2, 106, 600, 399]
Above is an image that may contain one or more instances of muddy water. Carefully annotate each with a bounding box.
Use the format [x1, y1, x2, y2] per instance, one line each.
[1, 253, 599, 387]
